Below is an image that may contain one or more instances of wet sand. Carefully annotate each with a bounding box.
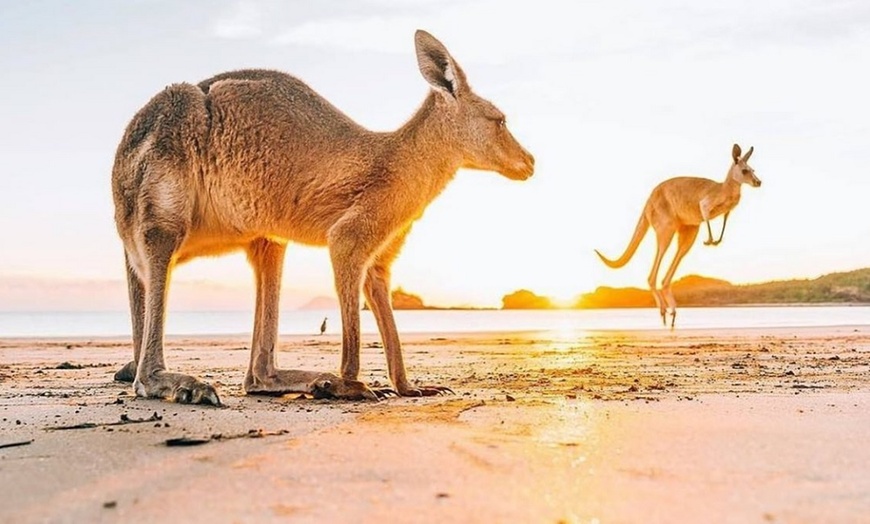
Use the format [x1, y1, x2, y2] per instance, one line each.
[1, 326, 869, 523]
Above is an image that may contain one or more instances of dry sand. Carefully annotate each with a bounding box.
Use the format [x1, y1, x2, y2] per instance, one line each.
[1, 326, 869, 523]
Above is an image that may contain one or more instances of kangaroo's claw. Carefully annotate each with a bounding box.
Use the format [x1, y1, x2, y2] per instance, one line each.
[310, 374, 380, 401]
[373, 388, 399, 399]
[399, 385, 455, 397]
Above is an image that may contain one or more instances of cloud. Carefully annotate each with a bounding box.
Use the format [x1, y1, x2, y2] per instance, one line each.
[268, 0, 870, 65]
[213, 0, 263, 40]
[270, 1, 594, 63]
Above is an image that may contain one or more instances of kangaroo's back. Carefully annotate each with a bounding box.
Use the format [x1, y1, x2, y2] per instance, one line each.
[196, 70, 383, 228]
[199, 69, 365, 139]
[200, 69, 377, 173]
[112, 69, 389, 246]
[649, 176, 720, 225]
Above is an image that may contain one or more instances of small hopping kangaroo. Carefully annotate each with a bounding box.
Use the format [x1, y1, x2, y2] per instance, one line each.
[111, 30, 535, 405]
[595, 144, 761, 328]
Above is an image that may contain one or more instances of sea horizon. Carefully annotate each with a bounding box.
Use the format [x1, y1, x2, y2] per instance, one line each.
[2, 305, 869, 339]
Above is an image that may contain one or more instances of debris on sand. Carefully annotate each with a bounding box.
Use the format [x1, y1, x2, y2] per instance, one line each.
[165, 436, 211, 447]
[164, 428, 290, 447]
[0, 439, 33, 450]
[54, 362, 84, 370]
[46, 412, 163, 431]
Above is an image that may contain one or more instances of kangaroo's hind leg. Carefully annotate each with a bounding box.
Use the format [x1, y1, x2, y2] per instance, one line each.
[363, 228, 453, 397]
[648, 224, 676, 326]
[243, 238, 376, 400]
[114, 253, 144, 382]
[325, 212, 406, 401]
[661, 225, 700, 329]
[131, 224, 220, 406]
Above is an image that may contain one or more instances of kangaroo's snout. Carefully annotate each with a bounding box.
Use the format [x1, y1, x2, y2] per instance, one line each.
[515, 151, 535, 180]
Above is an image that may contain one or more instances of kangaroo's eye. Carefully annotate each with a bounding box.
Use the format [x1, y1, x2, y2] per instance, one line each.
[741, 168, 750, 174]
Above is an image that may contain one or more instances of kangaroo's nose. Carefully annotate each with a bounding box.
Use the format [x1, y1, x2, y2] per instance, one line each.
[523, 153, 535, 178]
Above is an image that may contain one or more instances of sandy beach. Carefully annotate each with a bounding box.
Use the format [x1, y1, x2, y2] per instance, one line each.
[1, 326, 869, 523]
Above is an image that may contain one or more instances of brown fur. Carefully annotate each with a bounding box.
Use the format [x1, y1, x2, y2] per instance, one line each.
[595, 144, 760, 329]
[111, 30, 534, 404]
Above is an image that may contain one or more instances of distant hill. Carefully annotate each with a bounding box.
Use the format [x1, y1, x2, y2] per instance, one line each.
[298, 296, 339, 310]
[575, 268, 870, 308]
[501, 289, 554, 310]
[390, 288, 428, 309]
[361, 288, 432, 310]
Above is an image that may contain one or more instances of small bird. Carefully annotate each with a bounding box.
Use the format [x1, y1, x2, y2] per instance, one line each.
[320, 317, 327, 336]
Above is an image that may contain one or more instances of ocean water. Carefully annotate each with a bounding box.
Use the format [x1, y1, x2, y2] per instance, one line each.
[0, 306, 868, 338]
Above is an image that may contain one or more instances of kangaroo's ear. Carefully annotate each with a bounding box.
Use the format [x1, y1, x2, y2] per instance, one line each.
[732, 144, 742, 164]
[742, 146, 754, 162]
[415, 29, 465, 99]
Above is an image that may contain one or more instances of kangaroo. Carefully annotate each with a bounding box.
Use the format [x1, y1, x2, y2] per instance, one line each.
[111, 30, 534, 405]
[594, 144, 760, 328]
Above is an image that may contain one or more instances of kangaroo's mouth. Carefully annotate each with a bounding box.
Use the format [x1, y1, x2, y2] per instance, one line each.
[504, 167, 534, 181]
[504, 157, 535, 181]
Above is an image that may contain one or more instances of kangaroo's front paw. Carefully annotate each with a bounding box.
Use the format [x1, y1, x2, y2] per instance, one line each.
[134, 372, 221, 407]
[309, 373, 381, 401]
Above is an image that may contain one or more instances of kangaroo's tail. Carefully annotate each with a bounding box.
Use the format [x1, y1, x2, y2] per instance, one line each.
[594, 212, 649, 269]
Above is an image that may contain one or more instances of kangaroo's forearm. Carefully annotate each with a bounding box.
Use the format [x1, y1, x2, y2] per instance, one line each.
[716, 212, 730, 244]
[704, 219, 715, 243]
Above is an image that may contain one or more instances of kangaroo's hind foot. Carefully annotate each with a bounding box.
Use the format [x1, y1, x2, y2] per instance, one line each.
[245, 369, 395, 401]
[114, 360, 137, 382]
[135, 370, 221, 406]
[395, 384, 455, 397]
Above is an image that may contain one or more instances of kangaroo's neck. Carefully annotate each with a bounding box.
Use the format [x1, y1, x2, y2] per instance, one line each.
[382, 92, 462, 198]
[717, 170, 743, 204]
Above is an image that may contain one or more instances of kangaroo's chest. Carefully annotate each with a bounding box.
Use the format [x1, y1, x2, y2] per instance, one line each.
[709, 193, 740, 218]
[697, 187, 740, 219]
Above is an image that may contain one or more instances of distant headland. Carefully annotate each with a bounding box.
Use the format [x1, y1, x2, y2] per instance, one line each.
[362, 268, 870, 311]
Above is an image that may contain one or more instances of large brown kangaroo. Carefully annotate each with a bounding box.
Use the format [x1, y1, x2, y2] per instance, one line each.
[111, 30, 534, 405]
[595, 144, 760, 329]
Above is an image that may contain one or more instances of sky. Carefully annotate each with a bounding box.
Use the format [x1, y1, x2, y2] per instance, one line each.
[1, 0, 869, 311]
